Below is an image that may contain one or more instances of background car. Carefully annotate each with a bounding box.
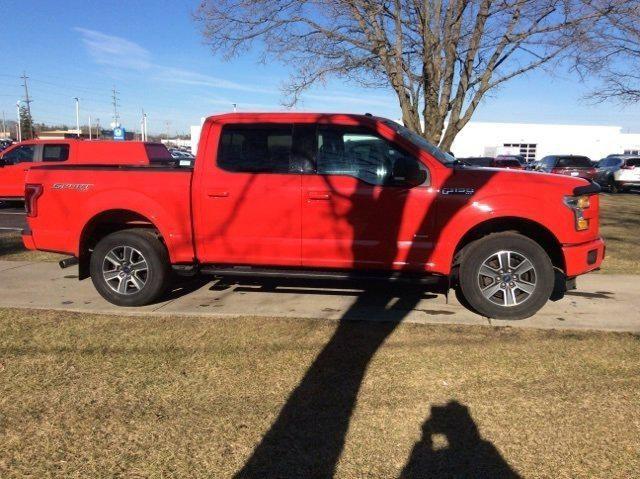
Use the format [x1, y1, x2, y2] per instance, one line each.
[491, 157, 524, 169]
[597, 156, 640, 192]
[535, 155, 597, 180]
[458, 156, 494, 167]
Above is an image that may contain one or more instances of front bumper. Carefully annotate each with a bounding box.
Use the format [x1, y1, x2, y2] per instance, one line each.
[562, 237, 605, 277]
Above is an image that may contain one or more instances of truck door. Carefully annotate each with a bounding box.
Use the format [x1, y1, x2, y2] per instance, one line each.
[301, 125, 437, 271]
[0, 143, 37, 198]
[194, 123, 302, 266]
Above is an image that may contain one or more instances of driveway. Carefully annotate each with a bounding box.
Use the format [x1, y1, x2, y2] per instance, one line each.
[0, 259, 638, 332]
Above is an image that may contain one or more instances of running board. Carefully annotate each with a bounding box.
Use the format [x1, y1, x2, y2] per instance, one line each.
[199, 265, 444, 285]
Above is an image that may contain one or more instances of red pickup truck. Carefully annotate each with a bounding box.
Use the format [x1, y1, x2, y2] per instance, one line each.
[22, 113, 604, 319]
[0, 139, 173, 199]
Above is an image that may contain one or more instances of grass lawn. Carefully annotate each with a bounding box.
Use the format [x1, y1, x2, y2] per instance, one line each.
[599, 193, 640, 274]
[2, 193, 639, 273]
[0, 308, 638, 478]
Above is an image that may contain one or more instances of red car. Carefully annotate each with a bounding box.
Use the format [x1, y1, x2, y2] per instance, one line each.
[0, 139, 172, 200]
[536, 155, 597, 180]
[491, 157, 524, 170]
[22, 113, 604, 319]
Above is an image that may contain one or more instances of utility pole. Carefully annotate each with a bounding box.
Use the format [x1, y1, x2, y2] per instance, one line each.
[1, 110, 6, 138]
[165, 121, 171, 141]
[20, 72, 32, 117]
[111, 87, 120, 127]
[88, 114, 92, 140]
[95, 118, 101, 139]
[16, 101, 21, 142]
[73, 97, 80, 137]
[143, 112, 148, 142]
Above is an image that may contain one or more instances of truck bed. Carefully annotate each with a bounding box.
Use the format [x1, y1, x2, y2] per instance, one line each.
[24, 164, 195, 263]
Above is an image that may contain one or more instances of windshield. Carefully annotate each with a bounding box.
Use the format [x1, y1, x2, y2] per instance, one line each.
[382, 120, 456, 165]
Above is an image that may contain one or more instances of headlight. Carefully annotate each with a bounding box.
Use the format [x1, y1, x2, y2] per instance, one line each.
[564, 195, 590, 231]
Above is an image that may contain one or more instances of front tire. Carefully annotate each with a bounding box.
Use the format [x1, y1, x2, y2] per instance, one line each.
[90, 228, 170, 306]
[456, 232, 554, 320]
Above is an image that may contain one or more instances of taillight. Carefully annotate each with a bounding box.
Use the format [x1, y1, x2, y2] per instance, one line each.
[25, 183, 43, 217]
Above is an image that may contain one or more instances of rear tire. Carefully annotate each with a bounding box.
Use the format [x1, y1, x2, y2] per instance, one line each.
[610, 180, 622, 194]
[457, 232, 554, 320]
[90, 228, 170, 306]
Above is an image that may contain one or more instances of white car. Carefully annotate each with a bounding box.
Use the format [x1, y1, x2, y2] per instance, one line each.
[613, 157, 640, 192]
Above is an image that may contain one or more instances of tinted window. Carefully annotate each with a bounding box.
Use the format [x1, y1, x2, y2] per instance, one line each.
[42, 144, 69, 162]
[556, 156, 592, 168]
[218, 125, 293, 174]
[382, 120, 455, 165]
[145, 144, 174, 163]
[626, 158, 640, 167]
[495, 159, 521, 167]
[2, 145, 35, 163]
[317, 126, 426, 186]
[598, 158, 620, 167]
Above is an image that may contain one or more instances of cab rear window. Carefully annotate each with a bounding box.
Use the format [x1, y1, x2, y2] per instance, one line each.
[144, 144, 173, 163]
[42, 144, 70, 162]
[557, 156, 592, 168]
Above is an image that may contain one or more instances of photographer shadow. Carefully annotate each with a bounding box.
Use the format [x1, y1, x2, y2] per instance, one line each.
[401, 401, 520, 478]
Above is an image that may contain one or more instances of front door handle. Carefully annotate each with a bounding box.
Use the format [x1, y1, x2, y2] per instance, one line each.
[207, 190, 229, 198]
[307, 191, 331, 200]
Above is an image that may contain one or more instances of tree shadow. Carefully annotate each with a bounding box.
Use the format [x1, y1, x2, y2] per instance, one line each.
[232, 119, 498, 478]
[400, 401, 520, 478]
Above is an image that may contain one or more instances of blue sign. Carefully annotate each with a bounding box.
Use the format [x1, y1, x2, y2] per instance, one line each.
[113, 127, 126, 141]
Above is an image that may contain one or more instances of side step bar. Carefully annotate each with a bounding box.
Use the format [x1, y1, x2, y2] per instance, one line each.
[199, 265, 444, 285]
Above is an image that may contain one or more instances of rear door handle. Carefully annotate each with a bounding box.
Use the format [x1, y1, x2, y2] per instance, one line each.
[307, 191, 331, 200]
[207, 190, 229, 198]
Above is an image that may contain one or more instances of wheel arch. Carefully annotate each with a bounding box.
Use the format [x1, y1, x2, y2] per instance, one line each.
[78, 209, 161, 279]
[453, 216, 565, 273]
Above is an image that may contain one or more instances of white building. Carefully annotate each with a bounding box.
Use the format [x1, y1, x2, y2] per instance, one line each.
[451, 121, 640, 162]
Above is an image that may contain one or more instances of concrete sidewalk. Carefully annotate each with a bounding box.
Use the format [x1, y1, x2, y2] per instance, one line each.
[0, 259, 638, 332]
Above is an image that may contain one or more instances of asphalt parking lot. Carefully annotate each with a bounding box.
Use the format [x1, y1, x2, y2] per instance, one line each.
[0, 202, 26, 231]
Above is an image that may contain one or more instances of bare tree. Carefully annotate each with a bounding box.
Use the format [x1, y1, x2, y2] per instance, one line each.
[195, 1, 615, 150]
[573, 1, 640, 103]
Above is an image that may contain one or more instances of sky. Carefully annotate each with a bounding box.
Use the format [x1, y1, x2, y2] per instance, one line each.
[1, 0, 640, 136]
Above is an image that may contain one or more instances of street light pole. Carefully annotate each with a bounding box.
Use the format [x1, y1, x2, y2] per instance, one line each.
[74, 97, 80, 138]
[88, 114, 92, 140]
[16, 101, 21, 142]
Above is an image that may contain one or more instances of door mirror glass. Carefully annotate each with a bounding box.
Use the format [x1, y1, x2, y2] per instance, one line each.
[389, 155, 427, 187]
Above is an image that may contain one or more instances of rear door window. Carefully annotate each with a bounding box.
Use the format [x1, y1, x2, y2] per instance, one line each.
[2, 145, 36, 163]
[625, 158, 640, 167]
[218, 125, 294, 174]
[42, 144, 70, 162]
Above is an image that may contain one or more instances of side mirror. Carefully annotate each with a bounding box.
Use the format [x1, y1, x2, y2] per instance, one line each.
[391, 156, 427, 187]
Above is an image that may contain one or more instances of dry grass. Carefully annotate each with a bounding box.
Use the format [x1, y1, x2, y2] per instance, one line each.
[599, 193, 640, 274]
[0, 308, 638, 478]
